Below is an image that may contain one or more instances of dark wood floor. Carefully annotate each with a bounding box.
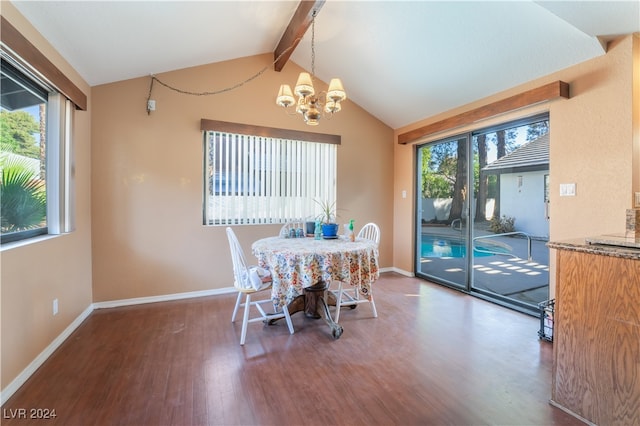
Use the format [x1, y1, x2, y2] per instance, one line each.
[2, 273, 583, 426]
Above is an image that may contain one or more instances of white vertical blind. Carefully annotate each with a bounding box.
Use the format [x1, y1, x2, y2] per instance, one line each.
[204, 131, 337, 225]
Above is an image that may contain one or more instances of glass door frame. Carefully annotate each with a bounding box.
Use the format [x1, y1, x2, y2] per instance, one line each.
[414, 133, 472, 292]
[414, 114, 549, 316]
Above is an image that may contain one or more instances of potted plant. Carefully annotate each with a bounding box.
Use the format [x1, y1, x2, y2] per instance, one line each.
[315, 199, 339, 238]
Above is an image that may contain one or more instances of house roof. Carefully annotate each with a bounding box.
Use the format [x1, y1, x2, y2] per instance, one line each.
[483, 133, 549, 174]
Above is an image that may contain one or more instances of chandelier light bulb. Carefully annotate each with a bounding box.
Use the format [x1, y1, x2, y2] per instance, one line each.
[327, 78, 347, 102]
[294, 72, 315, 97]
[276, 84, 295, 108]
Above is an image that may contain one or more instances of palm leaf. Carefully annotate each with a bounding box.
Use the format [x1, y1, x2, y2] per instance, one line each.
[1, 153, 46, 232]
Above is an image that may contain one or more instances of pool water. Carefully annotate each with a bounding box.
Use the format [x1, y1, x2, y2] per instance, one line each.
[421, 235, 508, 258]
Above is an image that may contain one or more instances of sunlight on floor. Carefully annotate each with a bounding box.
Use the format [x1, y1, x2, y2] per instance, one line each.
[475, 258, 549, 277]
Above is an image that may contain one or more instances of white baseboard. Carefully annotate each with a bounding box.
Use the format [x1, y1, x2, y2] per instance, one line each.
[1, 304, 94, 406]
[383, 267, 414, 277]
[1, 287, 237, 405]
[93, 287, 236, 309]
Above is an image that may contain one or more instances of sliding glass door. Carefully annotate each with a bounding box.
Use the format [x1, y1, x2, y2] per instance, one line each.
[415, 115, 550, 314]
[416, 135, 470, 291]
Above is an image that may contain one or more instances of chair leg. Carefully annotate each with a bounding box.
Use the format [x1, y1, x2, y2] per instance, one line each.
[231, 291, 242, 323]
[359, 285, 378, 318]
[283, 305, 294, 335]
[240, 293, 251, 345]
[334, 281, 343, 323]
[370, 296, 378, 318]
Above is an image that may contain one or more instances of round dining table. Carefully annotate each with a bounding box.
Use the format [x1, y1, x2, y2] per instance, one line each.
[251, 235, 380, 338]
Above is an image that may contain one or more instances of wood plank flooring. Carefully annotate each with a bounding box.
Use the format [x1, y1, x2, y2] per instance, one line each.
[2, 273, 583, 425]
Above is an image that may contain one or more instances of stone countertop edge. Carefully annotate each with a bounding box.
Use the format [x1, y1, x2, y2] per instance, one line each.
[547, 238, 640, 260]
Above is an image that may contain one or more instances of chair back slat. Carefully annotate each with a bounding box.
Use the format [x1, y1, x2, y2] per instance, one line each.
[226, 227, 250, 289]
[358, 222, 380, 245]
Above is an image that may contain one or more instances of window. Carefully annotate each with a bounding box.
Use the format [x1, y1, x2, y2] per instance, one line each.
[0, 17, 85, 244]
[203, 121, 338, 225]
[1, 57, 74, 244]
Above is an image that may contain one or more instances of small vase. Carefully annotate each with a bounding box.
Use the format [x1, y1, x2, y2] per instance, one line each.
[305, 221, 315, 235]
[321, 223, 339, 238]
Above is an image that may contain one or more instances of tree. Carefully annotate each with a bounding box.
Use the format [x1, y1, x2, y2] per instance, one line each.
[474, 134, 488, 222]
[0, 152, 46, 232]
[448, 139, 467, 221]
[0, 110, 41, 158]
[526, 120, 549, 142]
[421, 143, 456, 198]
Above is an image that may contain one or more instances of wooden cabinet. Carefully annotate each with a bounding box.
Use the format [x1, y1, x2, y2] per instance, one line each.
[550, 245, 640, 425]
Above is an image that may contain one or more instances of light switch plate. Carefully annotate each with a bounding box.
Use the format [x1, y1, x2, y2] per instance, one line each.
[635, 192, 640, 207]
[560, 183, 576, 197]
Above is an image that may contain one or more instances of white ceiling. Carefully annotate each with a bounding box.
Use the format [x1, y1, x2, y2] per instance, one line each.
[10, 0, 640, 129]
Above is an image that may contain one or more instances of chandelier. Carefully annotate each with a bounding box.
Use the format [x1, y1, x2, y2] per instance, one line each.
[275, 15, 346, 126]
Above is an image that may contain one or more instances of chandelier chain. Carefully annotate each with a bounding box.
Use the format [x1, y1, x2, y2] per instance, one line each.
[146, 35, 302, 102]
[311, 16, 316, 77]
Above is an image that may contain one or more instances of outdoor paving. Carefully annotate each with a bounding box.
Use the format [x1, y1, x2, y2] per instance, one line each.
[419, 223, 550, 308]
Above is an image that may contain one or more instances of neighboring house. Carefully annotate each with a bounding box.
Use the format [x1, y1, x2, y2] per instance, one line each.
[482, 133, 550, 238]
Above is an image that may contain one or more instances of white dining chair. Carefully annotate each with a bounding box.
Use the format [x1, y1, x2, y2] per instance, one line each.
[226, 227, 294, 345]
[333, 222, 380, 322]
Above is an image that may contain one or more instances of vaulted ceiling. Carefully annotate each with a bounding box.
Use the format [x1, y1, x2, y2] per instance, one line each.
[10, 0, 640, 129]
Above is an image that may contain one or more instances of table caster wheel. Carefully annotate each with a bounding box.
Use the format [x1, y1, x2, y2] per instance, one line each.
[332, 325, 343, 339]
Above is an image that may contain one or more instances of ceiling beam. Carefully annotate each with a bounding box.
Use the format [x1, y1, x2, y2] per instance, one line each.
[398, 81, 570, 144]
[273, 0, 325, 72]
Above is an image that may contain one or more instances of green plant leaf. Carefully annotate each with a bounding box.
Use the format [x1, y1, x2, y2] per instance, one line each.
[1, 153, 46, 232]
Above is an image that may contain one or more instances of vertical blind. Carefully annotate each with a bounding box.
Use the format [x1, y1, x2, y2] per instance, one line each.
[204, 131, 337, 225]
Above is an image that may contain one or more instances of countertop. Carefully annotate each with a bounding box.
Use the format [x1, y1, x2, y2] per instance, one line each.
[548, 233, 640, 260]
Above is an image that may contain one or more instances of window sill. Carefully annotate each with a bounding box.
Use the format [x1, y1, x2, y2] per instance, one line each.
[1, 234, 64, 252]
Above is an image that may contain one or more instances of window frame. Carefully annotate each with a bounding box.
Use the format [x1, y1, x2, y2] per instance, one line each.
[1, 57, 50, 243]
[201, 119, 340, 226]
[1, 17, 84, 244]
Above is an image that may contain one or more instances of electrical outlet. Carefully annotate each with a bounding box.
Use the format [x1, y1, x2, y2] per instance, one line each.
[635, 192, 640, 207]
[53, 299, 58, 316]
[147, 99, 156, 111]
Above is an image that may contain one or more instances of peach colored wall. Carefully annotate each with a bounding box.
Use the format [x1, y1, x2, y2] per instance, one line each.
[393, 35, 636, 299]
[3, 0, 635, 403]
[633, 34, 640, 206]
[91, 55, 393, 302]
[0, 2, 93, 391]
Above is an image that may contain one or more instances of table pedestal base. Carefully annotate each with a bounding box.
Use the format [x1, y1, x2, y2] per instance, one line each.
[276, 281, 343, 339]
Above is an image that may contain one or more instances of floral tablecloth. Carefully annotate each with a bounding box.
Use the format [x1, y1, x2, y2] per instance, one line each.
[251, 236, 380, 308]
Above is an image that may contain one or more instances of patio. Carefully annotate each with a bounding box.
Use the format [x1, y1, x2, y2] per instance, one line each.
[419, 223, 550, 308]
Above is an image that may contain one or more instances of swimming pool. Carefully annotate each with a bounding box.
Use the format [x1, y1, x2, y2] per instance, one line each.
[421, 235, 509, 258]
